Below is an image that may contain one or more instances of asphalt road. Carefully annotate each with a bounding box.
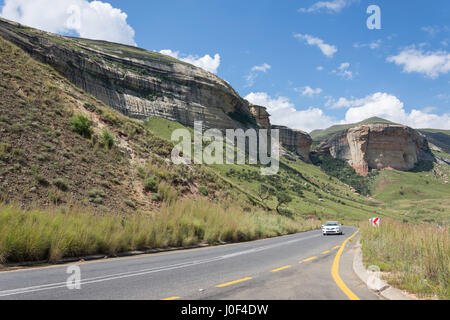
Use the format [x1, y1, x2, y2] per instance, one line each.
[0, 226, 380, 300]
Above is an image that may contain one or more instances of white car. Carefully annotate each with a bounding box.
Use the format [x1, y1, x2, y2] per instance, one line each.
[322, 221, 343, 235]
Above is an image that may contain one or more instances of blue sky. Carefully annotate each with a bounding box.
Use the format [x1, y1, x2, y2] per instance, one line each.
[1, 0, 449, 131]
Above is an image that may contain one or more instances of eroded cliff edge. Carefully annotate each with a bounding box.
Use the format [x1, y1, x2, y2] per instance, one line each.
[0, 17, 256, 130]
[0, 17, 314, 163]
[316, 124, 435, 175]
[249, 105, 313, 162]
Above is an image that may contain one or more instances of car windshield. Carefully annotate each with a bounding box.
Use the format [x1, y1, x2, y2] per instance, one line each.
[325, 222, 339, 226]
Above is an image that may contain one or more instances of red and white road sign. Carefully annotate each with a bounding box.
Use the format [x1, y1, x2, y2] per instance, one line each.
[370, 217, 380, 227]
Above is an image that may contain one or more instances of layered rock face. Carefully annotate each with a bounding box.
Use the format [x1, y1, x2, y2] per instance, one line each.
[0, 18, 315, 162]
[271, 125, 312, 162]
[247, 103, 313, 161]
[0, 18, 256, 130]
[249, 104, 271, 128]
[317, 124, 434, 175]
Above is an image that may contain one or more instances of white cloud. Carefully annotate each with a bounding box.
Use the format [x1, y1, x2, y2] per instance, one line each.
[421, 25, 449, 37]
[317, 66, 324, 71]
[299, 86, 323, 97]
[339, 62, 350, 70]
[332, 62, 353, 79]
[299, 0, 355, 14]
[353, 40, 381, 50]
[0, 0, 136, 45]
[294, 33, 337, 58]
[387, 48, 450, 79]
[245, 63, 271, 87]
[339, 92, 450, 129]
[246, 91, 450, 131]
[245, 92, 334, 132]
[251, 63, 271, 73]
[436, 93, 450, 102]
[160, 49, 221, 74]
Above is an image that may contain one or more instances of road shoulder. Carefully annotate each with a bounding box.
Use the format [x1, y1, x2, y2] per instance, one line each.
[352, 240, 416, 300]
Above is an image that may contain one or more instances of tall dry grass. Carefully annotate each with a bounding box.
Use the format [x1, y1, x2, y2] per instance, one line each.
[360, 219, 449, 299]
[0, 199, 320, 264]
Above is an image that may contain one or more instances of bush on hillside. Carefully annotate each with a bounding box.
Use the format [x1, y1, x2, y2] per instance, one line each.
[101, 128, 115, 149]
[70, 114, 92, 138]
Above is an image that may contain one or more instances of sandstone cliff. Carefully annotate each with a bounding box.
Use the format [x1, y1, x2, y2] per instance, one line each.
[271, 125, 312, 162]
[249, 104, 271, 128]
[0, 17, 256, 130]
[317, 124, 435, 175]
[0, 17, 316, 162]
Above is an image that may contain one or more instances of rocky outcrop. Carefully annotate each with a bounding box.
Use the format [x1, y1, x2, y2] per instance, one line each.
[249, 104, 270, 128]
[317, 124, 435, 175]
[0, 17, 256, 130]
[271, 125, 312, 162]
[248, 104, 313, 161]
[0, 17, 316, 162]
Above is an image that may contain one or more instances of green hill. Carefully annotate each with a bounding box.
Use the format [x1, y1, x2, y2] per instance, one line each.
[310, 117, 395, 146]
[418, 129, 450, 154]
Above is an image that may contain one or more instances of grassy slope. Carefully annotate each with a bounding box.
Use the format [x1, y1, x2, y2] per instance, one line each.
[0, 36, 249, 212]
[0, 37, 140, 211]
[418, 129, 450, 153]
[369, 166, 450, 225]
[12, 22, 191, 68]
[0, 37, 323, 264]
[145, 117, 403, 223]
[360, 219, 449, 299]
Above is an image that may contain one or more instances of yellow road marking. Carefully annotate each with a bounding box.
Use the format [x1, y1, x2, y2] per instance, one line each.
[271, 265, 292, 272]
[321, 250, 331, 255]
[303, 256, 318, 262]
[333, 245, 341, 250]
[216, 277, 252, 288]
[161, 296, 180, 300]
[331, 230, 360, 300]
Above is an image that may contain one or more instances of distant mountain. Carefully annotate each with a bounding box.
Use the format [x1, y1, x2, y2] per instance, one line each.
[417, 129, 450, 154]
[310, 117, 395, 145]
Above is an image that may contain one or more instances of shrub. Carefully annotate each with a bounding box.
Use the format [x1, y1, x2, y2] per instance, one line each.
[101, 111, 121, 126]
[157, 181, 178, 203]
[198, 186, 209, 196]
[124, 200, 136, 209]
[144, 176, 158, 192]
[151, 193, 161, 202]
[88, 189, 105, 204]
[36, 175, 49, 186]
[101, 128, 115, 149]
[278, 208, 294, 218]
[0, 143, 12, 162]
[53, 178, 69, 191]
[70, 114, 92, 138]
[48, 189, 63, 205]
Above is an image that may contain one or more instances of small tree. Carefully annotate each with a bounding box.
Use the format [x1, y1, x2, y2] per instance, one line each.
[275, 192, 292, 214]
[257, 184, 272, 205]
